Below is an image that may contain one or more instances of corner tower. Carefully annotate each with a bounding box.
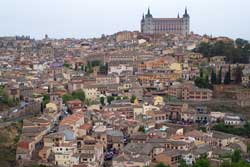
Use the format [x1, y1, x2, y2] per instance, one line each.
[182, 7, 190, 35]
[141, 8, 154, 34]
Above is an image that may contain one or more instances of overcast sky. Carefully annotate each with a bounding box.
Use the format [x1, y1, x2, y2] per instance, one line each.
[0, 0, 249, 39]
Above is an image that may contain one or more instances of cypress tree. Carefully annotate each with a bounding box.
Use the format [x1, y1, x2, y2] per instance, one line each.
[235, 65, 243, 84]
[224, 65, 231, 84]
[211, 69, 217, 84]
[200, 68, 204, 78]
[217, 67, 222, 84]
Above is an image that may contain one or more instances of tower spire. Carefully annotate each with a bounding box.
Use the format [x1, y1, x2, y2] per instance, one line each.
[183, 6, 189, 17]
[146, 7, 152, 18]
[177, 12, 180, 18]
[147, 7, 151, 15]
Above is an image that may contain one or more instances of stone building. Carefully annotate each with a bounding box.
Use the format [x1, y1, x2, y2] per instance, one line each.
[141, 8, 190, 35]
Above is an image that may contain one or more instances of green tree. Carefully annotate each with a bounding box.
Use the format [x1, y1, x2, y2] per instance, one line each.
[195, 76, 209, 89]
[195, 42, 211, 57]
[155, 163, 170, 167]
[100, 63, 108, 74]
[0, 86, 16, 107]
[205, 74, 209, 87]
[179, 159, 189, 167]
[231, 150, 241, 163]
[200, 68, 204, 78]
[62, 93, 74, 103]
[234, 65, 243, 84]
[235, 38, 249, 48]
[86, 61, 93, 74]
[130, 95, 136, 103]
[217, 67, 222, 84]
[84, 98, 90, 106]
[91, 60, 101, 67]
[195, 77, 204, 88]
[193, 158, 210, 167]
[63, 63, 70, 68]
[100, 97, 105, 106]
[138, 126, 146, 133]
[224, 66, 231, 84]
[72, 90, 85, 102]
[220, 160, 231, 167]
[211, 69, 217, 85]
[244, 121, 250, 135]
[62, 90, 86, 103]
[42, 94, 50, 106]
[31, 165, 48, 167]
[247, 143, 250, 153]
[107, 96, 115, 105]
[195, 40, 250, 64]
[116, 96, 121, 100]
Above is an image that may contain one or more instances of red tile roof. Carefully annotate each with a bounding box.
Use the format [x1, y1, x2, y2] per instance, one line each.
[17, 141, 30, 149]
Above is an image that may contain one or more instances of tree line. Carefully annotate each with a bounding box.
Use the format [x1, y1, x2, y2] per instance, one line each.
[194, 38, 250, 64]
[212, 122, 250, 138]
[194, 65, 243, 89]
[155, 149, 250, 167]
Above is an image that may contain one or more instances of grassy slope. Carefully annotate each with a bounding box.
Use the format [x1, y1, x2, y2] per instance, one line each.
[0, 122, 22, 167]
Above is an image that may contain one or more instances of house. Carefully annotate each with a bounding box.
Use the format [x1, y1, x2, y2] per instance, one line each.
[60, 113, 85, 133]
[78, 123, 92, 137]
[166, 102, 189, 121]
[112, 153, 151, 167]
[16, 140, 35, 161]
[155, 150, 182, 167]
[104, 102, 134, 119]
[211, 131, 238, 147]
[95, 74, 120, 85]
[92, 124, 108, 150]
[154, 96, 164, 106]
[130, 132, 148, 144]
[146, 110, 167, 123]
[108, 63, 133, 75]
[4, 82, 20, 101]
[46, 102, 58, 112]
[210, 112, 226, 122]
[66, 100, 83, 111]
[82, 85, 101, 100]
[242, 67, 250, 86]
[53, 142, 77, 167]
[123, 143, 154, 158]
[224, 115, 243, 125]
[38, 146, 51, 162]
[107, 130, 124, 151]
[77, 136, 104, 167]
[168, 82, 213, 101]
[192, 144, 212, 159]
[185, 130, 211, 145]
[193, 106, 210, 123]
[16, 117, 53, 161]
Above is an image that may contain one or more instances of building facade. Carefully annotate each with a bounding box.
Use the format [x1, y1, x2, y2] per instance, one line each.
[141, 8, 190, 35]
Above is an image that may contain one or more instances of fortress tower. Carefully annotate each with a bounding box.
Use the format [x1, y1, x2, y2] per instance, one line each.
[141, 7, 190, 35]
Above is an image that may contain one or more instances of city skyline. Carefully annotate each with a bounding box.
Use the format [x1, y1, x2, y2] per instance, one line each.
[0, 0, 250, 39]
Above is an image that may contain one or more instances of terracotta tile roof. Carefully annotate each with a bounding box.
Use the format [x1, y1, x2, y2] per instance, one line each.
[17, 140, 30, 150]
[79, 123, 92, 130]
[60, 113, 84, 126]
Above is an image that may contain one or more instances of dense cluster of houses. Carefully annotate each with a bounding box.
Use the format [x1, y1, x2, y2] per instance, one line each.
[0, 32, 249, 167]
